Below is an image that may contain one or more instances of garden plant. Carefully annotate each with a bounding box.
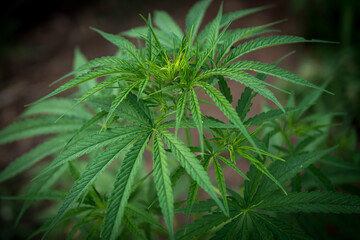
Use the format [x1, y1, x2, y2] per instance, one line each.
[1, 0, 359, 239]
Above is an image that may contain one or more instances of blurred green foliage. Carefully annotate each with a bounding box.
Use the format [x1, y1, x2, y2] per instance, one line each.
[290, 0, 360, 131]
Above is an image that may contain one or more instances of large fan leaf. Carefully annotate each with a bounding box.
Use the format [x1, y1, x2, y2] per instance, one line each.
[31, 66, 137, 106]
[37, 125, 147, 177]
[223, 35, 324, 65]
[184, 156, 211, 226]
[245, 106, 305, 126]
[220, 5, 273, 27]
[153, 133, 174, 239]
[0, 134, 72, 182]
[185, 0, 212, 36]
[175, 212, 229, 240]
[73, 48, 96, 94]
[74, 75, 136, 106]
[41, 132, 143, 239]
[160, 117, 236, 130]
[50, 56, 140, 87]
[101, 133, 150, 240]
[1, 190, 67, 201]
[203, 3, 222, 52]
[229, 71, 284, 111]
[16, 165, 68, 227]
[228, 61, 330, 93]
[121, 26, 173, 48]
[209, 215, 241, 240]
[250, 212, 310, 240]
[0, 116, 83, 145]
[255, 191, 360, 214]
[154, 10, 183, 39]
[217, 20, 285, 65]
[254, 147, 337, 202]
[238, 35, 308, 57]
[21, 98, 92, 120]
[92, 28, 143, 66]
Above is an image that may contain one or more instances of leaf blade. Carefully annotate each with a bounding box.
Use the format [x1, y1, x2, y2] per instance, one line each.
[153, 133, 174, 239]
[102, 133, 150, 240]
[159, 129, 226, 215]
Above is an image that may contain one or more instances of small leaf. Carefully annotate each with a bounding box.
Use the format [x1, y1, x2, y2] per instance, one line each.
[239, 151, 286, 194]
[236, 87, 254, 121]
[159, 129, 227, 215]
[197, 82, 258, 153]
[75, 75, 134, 107]
[216, 155, 248, 180]
[175, 90, 188, 136]
[103, 80, 141, 128]
[218, 76, 232, 103]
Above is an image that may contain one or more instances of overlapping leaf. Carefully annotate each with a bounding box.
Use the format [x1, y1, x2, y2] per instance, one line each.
[42, 131, 143, 239]
[37, 125, 147, 177]
[102, 134, 150, 240]
[0, 116, 83, 145]
[159, 129, 226, 214]
[153, 133, 174, 238]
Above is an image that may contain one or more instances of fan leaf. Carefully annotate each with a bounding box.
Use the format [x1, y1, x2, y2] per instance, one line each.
[101, 133, 150, 240]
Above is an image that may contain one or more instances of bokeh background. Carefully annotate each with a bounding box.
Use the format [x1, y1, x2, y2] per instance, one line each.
[0, 0, 359, 239]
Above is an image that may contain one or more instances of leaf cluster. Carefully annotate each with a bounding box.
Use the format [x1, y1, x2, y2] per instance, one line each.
[0, 0, 359, 239]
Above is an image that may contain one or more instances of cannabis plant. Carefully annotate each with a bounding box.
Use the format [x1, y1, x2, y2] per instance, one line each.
[1, 0, 359, 239]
